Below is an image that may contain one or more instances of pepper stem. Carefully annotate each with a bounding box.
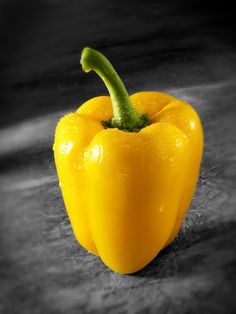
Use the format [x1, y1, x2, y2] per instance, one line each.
[80, 47, 148, 132]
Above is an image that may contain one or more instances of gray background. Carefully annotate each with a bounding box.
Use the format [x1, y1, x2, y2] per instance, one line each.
[0, 0, 236, 313]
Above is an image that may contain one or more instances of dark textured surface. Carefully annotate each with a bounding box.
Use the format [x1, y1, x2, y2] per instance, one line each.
[1, 1, 236, 313]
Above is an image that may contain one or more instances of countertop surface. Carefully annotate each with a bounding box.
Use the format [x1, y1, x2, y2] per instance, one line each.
[0, 1, 236, 313]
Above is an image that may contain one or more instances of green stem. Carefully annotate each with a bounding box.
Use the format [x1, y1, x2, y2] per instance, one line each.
[80, 47, 148, 132]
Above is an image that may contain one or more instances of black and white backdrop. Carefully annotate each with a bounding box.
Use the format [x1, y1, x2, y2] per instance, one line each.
[0, 0, 236, 313]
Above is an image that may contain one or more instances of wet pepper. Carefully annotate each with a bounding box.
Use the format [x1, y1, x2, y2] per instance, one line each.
[53, 48, 203, 274]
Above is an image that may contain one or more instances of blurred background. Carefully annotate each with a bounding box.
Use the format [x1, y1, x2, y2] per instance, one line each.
[0, 0, 236, 313]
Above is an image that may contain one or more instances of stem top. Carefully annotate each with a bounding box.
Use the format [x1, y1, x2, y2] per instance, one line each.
[81, 47, 148, 132]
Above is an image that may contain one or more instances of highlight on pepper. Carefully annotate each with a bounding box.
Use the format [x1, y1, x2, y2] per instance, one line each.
[53, 47, 204, 274]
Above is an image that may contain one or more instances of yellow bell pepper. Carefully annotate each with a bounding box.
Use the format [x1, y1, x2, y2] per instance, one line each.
[53, 48, 203, 274]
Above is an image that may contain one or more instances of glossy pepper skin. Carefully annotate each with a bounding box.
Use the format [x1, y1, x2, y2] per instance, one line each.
[53, 48, 203, 274]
